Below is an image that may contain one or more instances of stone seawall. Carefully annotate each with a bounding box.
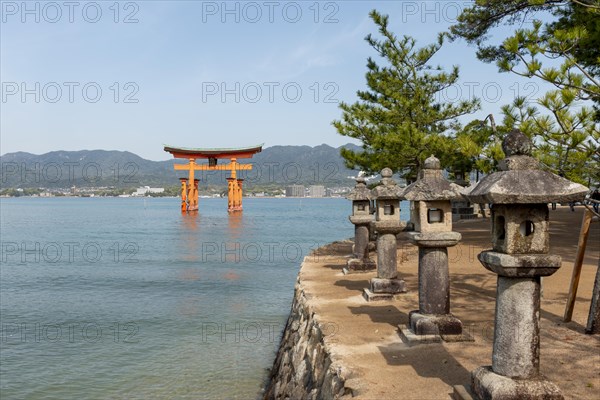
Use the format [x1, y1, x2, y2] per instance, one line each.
[264, 257, 352, 400]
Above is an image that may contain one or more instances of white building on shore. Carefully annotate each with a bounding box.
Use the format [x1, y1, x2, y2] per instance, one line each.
[132, 186, 164, 196]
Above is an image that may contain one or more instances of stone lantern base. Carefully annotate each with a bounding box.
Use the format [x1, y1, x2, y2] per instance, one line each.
[363, 277, 406, 301]
[398, 231, 471, 343]
[452, 367, 563, 400]
[399, 311, 472, 344]
[343, 257, 376, 274]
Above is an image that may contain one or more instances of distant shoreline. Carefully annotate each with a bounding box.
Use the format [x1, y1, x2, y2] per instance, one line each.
[0, 195, 347, 199]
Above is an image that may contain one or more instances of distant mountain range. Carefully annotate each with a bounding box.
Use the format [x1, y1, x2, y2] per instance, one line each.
[0, 144, 363, 189]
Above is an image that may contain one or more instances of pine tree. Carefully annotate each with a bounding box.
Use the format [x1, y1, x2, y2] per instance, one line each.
[451, 0, 600, 117]
[333, 10, 480, 181]
[502, 92, 599, 185]
[452, 1, 600, 185]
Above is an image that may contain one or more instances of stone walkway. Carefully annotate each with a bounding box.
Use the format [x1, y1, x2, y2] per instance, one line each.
[300, 207, 600, 399]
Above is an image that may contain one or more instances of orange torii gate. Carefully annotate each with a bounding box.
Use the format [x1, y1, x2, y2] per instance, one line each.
[163, 144, 263, 212]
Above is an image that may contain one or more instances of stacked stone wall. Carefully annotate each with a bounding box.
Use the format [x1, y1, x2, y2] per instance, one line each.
[264, 275, 351, 399]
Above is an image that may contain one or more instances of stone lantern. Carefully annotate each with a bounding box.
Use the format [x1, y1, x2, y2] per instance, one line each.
[345, 175, 376, 274]
[399, 155, 469, 343]
[363, 168, 407, 301]
[453, 130, 588, 400]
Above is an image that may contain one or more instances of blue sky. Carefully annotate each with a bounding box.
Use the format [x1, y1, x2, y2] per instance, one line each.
[1, 1, 553, 160]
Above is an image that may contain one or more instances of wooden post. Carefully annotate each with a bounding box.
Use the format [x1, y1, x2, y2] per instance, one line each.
[227, 178, 234, 212]
[192, 179, 199, 211]
[230, 158, 237, 179]
[179, 178, 187, 212]
[232, 179, 238, 210]
[188, 159, 196, 210]
[237, 179, 244, 210]
[564, 209, 594, 322]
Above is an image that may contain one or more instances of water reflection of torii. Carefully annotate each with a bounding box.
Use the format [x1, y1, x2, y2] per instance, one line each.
[180, 212, 199, 262]
[163, 144, 263, 213]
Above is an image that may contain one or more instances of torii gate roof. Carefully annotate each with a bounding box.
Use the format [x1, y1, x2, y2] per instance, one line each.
[164, 144, 264, 159]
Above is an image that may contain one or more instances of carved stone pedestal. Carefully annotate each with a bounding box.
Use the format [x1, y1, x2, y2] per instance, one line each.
[399, 232, 471, 343]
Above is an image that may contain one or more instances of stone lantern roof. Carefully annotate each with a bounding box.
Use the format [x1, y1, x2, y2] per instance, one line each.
[402, 155, 464, 201]
[466, 130, 588, 204]
[346, 174, 373, 201]
[371, 168, 404, 199]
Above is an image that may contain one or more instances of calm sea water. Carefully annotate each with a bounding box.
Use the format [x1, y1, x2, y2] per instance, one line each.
[0, 197, 411, 399]
[0, 197, 356, 399]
